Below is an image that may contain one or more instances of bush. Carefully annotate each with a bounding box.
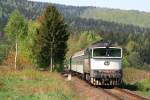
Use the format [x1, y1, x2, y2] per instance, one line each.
[122, 56, 129, 68]
[128, 52, 143, 68]
[3, 51, 34, 70]
[134, 79, 150, 92]
[134, 82, 145, 91]
[54, 63, 64, 72]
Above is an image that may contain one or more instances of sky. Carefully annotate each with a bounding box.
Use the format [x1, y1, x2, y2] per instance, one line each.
[29, 0, 150, 12]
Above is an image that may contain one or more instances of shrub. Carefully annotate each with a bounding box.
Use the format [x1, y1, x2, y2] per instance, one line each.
[128, 52, 143, 68]
[134, 79, 150, 92]
[3, 50, 34, 70]
[122, 56, 129, 68]
[134, 82, 145, 91]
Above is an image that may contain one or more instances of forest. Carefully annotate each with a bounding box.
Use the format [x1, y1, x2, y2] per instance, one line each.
[0, 0, 150, 70]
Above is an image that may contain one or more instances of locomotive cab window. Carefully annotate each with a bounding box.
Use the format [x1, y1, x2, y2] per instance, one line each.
[93, 48, 121, 58]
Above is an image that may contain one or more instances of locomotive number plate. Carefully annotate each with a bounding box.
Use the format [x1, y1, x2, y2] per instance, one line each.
[104, 61, 110, 65]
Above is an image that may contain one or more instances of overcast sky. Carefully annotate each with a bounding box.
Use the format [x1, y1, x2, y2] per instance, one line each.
[28, 0, 150, 12]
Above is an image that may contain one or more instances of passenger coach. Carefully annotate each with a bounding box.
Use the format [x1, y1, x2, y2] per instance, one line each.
[69, 42, 123, 86]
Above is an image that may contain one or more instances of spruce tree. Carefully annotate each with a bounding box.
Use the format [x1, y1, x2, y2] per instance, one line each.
[34, 5, 68, 71]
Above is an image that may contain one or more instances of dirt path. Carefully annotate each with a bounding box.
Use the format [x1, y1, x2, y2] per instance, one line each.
[70, 76, 119, 100]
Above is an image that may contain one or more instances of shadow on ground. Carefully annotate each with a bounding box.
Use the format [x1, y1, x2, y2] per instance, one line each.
[98, 82, 138, 91]
[118, 82, 138, 91]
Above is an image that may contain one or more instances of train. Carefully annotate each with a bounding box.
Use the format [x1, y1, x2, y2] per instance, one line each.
[68, 41, 123, 86]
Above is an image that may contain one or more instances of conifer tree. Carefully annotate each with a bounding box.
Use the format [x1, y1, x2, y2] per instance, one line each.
[34, 5, 68, 71]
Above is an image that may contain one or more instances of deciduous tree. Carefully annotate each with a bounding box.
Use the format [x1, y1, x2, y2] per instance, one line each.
[5, 10, 27, 70]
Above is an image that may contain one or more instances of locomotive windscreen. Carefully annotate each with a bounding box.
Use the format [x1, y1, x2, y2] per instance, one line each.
[93, 48, 121, 58]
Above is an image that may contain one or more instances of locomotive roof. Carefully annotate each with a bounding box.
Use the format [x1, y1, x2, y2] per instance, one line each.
[72, 41, 121, 58]
[88, 41, 119, 48]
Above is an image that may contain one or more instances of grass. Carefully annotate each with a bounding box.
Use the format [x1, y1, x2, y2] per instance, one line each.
[123, 67, 150, 97]
[0, 67, 82, 100]
[123, 67, 150, 83]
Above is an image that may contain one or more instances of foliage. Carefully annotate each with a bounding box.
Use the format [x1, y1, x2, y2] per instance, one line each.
[33, 5, 69, 69]
[103, 31, 150, 69]
[123, 68, 150, 83]
[123, 68, 150, 97]
[4, 9, 27, 69]
[0, 40, 11, 64]
[66, 17, 150, 35]
[134, 79, 150, 97]
[126, 41, 138, 53]
[67, 31, 102, 58]
[4, 10, 27, 42]
[128, 52, 143, 68]
[1, 0, 150, 34]
[3, 51, 33, 70]
[1, 0, 150, 31]
[80, 7, 150, 28]
[26, 20, 40, 64]
[1, 0, 150, 70]
[135, 79, 150, 92]
[122, 56, 129, 68]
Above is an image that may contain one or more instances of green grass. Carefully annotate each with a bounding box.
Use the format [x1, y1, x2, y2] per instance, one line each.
[0, 69, 82, 100]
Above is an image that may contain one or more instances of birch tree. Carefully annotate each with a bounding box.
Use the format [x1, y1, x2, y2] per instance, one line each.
[5, 10, 27, 70]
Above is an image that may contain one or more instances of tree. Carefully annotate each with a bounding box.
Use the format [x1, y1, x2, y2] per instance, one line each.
[26, 20, 40, 63]
[126, 40, 138, 53]
[128, 52, 143, 68]
[34, 5, 68, 71]
[77, 31, 102, 49]
[66, 31, 102, 58]
[5, 10, 27, 70]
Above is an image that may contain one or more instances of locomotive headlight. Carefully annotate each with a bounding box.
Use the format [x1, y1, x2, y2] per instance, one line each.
[104, 61, 110, 65]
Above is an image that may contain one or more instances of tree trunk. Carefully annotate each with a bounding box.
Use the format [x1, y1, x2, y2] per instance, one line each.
[52, 58, 54, 70]
[15, 40, 18, 70]
[50, 47, 53, 72]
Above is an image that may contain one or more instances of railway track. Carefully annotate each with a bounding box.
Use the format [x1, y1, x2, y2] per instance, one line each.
[105, 87, 150, 100]
[98, 87, 123, 100]
[62, 73, 149, 100]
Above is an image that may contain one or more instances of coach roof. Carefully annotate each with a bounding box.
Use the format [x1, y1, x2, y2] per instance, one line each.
[72, 50, 84, 58]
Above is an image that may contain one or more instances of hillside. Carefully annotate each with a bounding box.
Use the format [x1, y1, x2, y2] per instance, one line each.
[80, 8, 150, 28]
[0, 0, 86, 32]
[1, 0, 150, 32]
